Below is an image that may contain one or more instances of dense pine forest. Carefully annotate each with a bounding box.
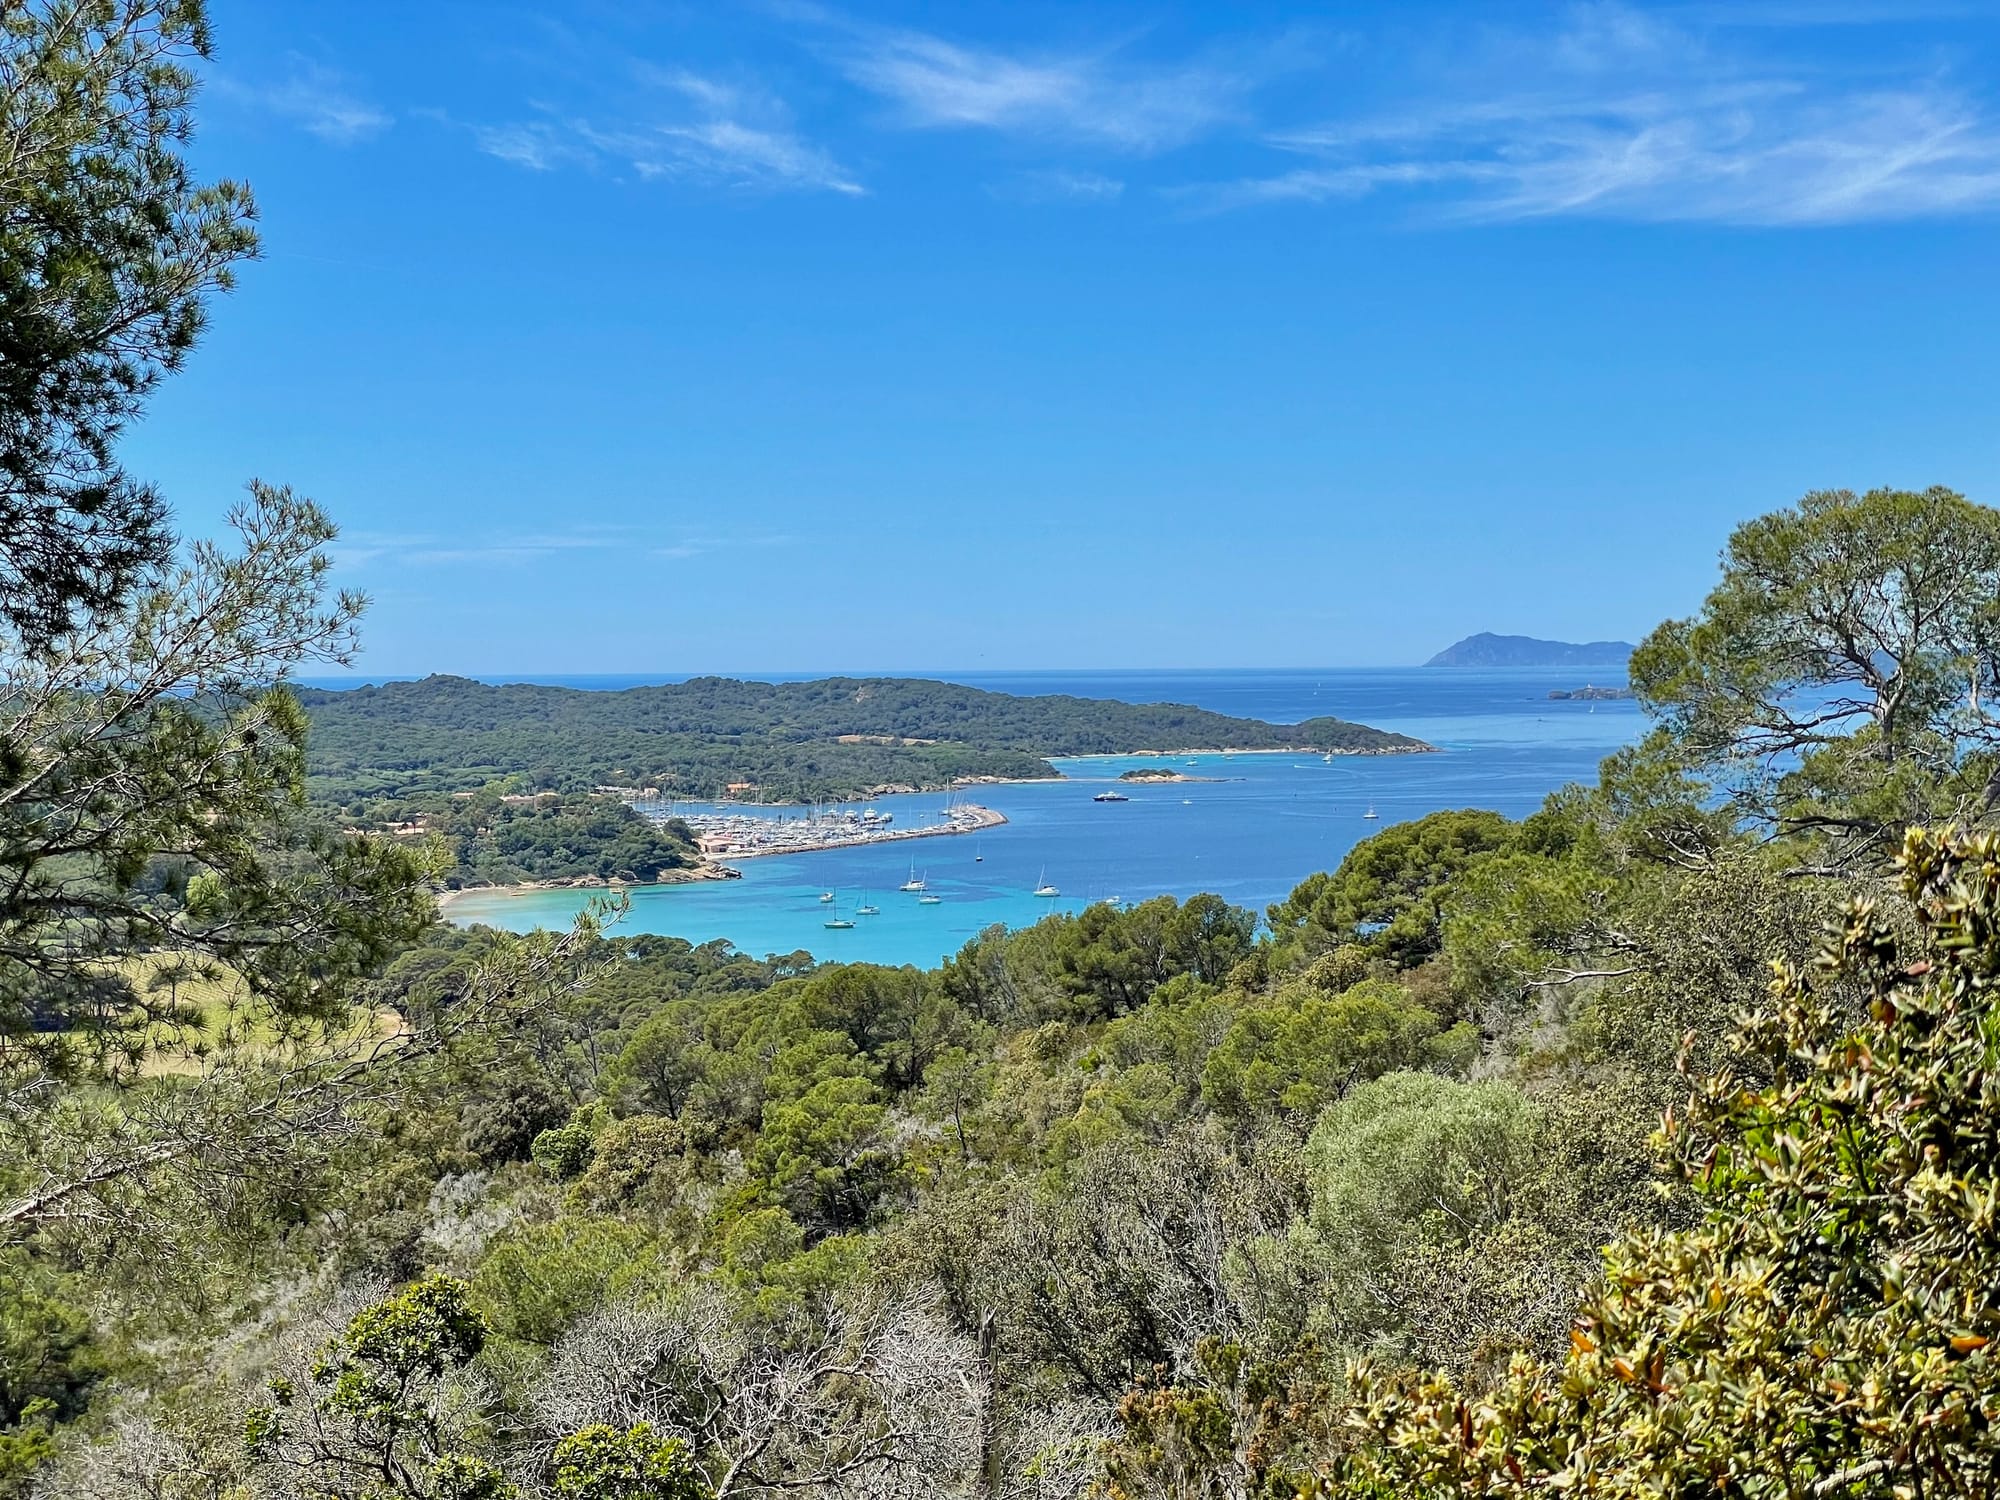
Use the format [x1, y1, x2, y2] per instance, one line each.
[8, 6, 2000, 1500]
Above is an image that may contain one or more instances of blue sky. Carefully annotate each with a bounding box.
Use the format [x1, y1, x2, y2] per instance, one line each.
[127, 0, 2000, 673]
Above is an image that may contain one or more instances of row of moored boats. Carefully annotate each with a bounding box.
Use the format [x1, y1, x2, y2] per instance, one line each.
[822, 863, 1058, 927]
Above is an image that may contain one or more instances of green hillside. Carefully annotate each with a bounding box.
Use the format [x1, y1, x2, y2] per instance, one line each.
[299, 674, 1433, 804]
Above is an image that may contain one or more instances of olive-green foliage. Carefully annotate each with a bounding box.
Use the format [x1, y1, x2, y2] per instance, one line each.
[550, 1423, 708, 1500]
[1200, 977, 1470, 1122]
[916, 1044, 993, 1164]
[751, 1074, 900, 1232]
[605, 1002, 709, 1118]
[458, 1069, 571, 1167]
[1036, 894, 1256, 1023]
[316, 1275, 486, 1427]
[1267, 809, 1515, 969]
[0, 1255, 100, 1498]
[532, 1109, 603, 1181]
[570, 1116, 689, 1212]
[1097, 1338, 1340, 1500]
[247, 1275, 512, 1499]
[1582, 849, 1848, 1089]
[472, 1221, 677, 1346]
[0, 1254, 99, 1432]
[1336, 827, 2000, 1496]
[245, 1280, 715, 1500]
[1304, 1072, 1541, 1281]
[1436, 792, 1627, 1001]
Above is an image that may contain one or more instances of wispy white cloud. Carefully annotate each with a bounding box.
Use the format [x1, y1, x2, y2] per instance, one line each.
[330, 528, 626, 569]
[469, 120, 582, 172]
[988, 168, 1126, 203]
[629, 119, 864, 194]
[653, 533, 800, 561]
[236, 58, 391, 144]
[332, 528, 796, 570]
[831, 24, 1262, 152]
[467, 64, 861, 195]
[1188, 2, 2000, 225]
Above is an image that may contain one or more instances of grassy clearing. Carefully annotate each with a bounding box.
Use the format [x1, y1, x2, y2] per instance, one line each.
[105, 954, 404, 1077]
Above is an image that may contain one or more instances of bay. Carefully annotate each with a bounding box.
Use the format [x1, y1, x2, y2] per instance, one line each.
[440, 668, 1644, 966]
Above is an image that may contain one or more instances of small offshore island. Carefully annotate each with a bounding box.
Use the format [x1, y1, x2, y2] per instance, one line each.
[300, 673, 1434, 892]
[1118, 766, 1219, 784]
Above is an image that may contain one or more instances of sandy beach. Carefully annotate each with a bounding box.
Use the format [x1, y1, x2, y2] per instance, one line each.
[435, 862, 740, 909]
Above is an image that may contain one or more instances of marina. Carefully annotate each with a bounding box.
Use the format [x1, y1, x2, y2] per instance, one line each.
[644, 798, 1006, 859]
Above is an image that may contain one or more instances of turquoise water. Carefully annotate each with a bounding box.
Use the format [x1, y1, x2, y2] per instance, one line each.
[442, 669, 1644, 966]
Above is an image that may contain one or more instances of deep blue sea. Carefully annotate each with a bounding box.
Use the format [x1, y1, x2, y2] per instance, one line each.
[355, 669, 1644, 967]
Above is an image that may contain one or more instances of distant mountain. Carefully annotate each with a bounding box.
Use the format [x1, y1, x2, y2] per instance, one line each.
[1425, 633, 1636, 669]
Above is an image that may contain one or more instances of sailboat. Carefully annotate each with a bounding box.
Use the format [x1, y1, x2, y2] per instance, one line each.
[823, 915, 855, 929]
[1363, 804, 1379, 820]
[855, 893, 881, 916]
[818, 890, 835, 903]
[899, 863, 925, 892]
[974, 842, 983, 863]
[1323, 752, 1334, 763]
[1033, 867, 1060, 898]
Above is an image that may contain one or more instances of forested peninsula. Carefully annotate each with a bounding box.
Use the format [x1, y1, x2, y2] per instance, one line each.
[300, 673, 1432, 806]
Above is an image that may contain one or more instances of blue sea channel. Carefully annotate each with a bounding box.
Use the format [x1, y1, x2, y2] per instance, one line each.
[426, 668, 1645, 967]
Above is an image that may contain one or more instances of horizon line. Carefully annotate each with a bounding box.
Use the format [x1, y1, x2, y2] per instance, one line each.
[296, 662, 1633, 682]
